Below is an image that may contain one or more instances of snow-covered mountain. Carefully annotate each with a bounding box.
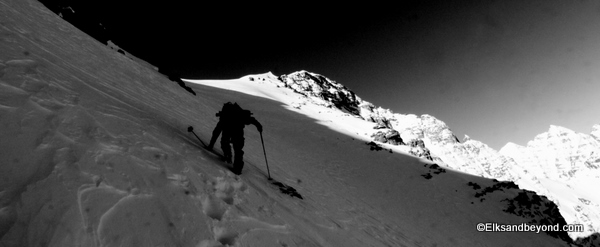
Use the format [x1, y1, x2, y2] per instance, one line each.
[238, 70, 600, 242]
[0, 0, 597, 246]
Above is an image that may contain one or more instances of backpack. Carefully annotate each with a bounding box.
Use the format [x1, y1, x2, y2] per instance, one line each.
[216, 102, 253, 124]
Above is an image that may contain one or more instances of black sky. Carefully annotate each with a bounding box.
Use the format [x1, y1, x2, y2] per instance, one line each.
[40, 0, 429, 78]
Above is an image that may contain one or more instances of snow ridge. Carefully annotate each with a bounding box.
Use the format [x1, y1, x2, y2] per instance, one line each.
[260, 70, 600, 241]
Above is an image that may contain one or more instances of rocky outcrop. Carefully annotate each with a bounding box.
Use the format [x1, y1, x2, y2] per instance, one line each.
[575, 233, 600, 247]
[278, 71, 361, 115]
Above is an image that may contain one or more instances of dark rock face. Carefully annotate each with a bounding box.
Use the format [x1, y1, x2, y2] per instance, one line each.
[467, 180, 574, 243]
[575, 233, 600, 247]
[370, 130, 403, 145]
[279, 71, 361, 115]
[158, 67, 196, 96]
[385, 130, 403, 145]
[503, 190, 572, 243]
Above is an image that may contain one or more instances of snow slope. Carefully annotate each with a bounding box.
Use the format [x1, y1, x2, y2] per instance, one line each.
[0, 0, 577, 246]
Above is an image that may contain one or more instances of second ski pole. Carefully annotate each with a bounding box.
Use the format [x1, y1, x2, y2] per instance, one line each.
[259, 131, 271, 180]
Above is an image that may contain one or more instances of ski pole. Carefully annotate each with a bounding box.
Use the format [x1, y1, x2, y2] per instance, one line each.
[259, 131, 272, 180]
[187, 126, 206, 147]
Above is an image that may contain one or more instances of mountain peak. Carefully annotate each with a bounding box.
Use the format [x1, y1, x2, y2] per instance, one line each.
[592, 124, 600, 140]
[240, 72, 278, 82]
[498, 142, 525, 153]
[548, 124, 574, 134]
[279, 71, 362, 115]
[463, 134, 471, 142]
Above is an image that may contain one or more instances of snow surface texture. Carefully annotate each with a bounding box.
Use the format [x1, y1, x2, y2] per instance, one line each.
[0, 0, 590, 246]
[189, 70, 600, 242]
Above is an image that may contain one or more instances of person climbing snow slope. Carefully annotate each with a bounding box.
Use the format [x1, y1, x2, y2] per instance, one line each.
[208, 102, 263, 175]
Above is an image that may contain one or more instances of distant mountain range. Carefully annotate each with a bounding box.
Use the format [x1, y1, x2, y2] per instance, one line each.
[261, 70, 600, 241]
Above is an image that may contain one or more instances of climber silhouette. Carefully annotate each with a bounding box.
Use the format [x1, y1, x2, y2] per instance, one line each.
[208, 102, 262, 175]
